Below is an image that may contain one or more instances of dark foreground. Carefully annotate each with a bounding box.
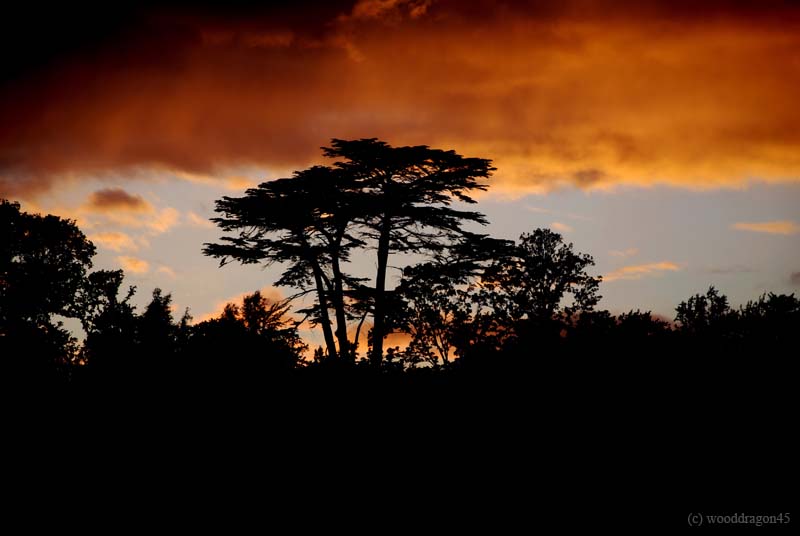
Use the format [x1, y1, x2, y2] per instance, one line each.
[2, 344, 792, 529]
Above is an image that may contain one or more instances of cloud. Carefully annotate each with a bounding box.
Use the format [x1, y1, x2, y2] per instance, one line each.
[172, 171, 263, 191]
[146, 207, 181, 234]
[572, 169, 607, 188]
[117, 255, 150, 274]
[2, 1, 800, 199]
[346, 0, 431, 22]
[82, 193, 180, 235]
[88, 231, 145, 252]
[85, 205, 179, 235]
[186, 211, 215, 229]
[157, 265, 177, 278]
[605, 262, 681, 282]
[609, 248, 639, 259]
[732, 220, 799, 235]
[86, 188, 149, 212]
[550, 222, 573, 233]
[791, 272, 800, 286]
[23, 190, 179, 253]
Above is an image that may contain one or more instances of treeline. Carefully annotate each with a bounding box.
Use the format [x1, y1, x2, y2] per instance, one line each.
[2, 139, 798, 391]
[1, 199, 307, 388]
[2, 198, 797, 391]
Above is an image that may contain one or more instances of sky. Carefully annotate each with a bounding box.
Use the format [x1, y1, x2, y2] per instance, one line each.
[2, 0, 799, 341]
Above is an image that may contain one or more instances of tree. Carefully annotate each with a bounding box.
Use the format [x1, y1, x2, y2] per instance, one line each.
[569, 309, 617, 343]
[737, 292, 799, 348]
[394, 230, 600, 361]
[323, 139, 494, 366]
[394, 235, 513, 367]
[675, 286, 734, 338]
[615, 310, 671, 340]
[204, 166, 364, 361]
[1, 199, 95, 378]
[0, 200, 95, 326]
[205, 139, 495, 367]
[395, 262, 472, 367]
[189, 290, 306, 377]
[479, 229, 601, 338]
[76, 269, 138, 374]
[239, 290, 307, 358]
[139, 288, 179, 356]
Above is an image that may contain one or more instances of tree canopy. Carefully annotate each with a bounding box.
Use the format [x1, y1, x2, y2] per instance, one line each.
[1, 200, 95, 379]
[204, 138, 495, 366]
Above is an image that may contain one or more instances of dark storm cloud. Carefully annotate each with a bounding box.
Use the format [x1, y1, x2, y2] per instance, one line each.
[86, 188, 150, 212]
[2, 0, 800, 199]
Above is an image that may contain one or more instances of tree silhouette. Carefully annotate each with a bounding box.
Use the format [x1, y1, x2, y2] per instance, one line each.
[204, 166, 364, 360]
[189, 290, 306, 379]
[139, 288, 181, 359]
[205, 139, 494, 366]
[322, 139, 494, 366]
[675, 286, 734, 339]
[1, 200, 95, 325]
[395, 262, 471, 367]
[4, 143, 800, 398]
[477, 229, 601, 346]
[395, 235, 513, 367]
[392, 229, 603, 363]
[1, 199, 95, 380]
[737, 292, 799, 348]
[615, 310, 671, 340]
[76, 269, 138, 377]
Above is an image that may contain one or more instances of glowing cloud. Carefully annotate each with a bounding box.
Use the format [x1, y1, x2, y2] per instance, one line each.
[186, 211, 215, 229]
[2, 1, 800, 198]
[550, 222, 573, 233]
[117, 256, 150, 274]
[609, 248, 639, 259]
[84, 197, 179, 236]
[146, 207, 181, 234]
[35, 189, 179, 237]
[732, 220, 799, 235]
[89, 231, 144, 252]
[157, 265, 177, 278]
[605, 262, 681, 282]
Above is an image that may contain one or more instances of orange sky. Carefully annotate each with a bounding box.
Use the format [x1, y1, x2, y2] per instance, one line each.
[2, 0, 800, 199]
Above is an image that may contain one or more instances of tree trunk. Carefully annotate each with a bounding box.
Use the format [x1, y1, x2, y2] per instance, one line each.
[310, 259, 337, 360]
[330, 250, 351, 361]
[370, 216, 391, 367]
[354, 310, 368, 356]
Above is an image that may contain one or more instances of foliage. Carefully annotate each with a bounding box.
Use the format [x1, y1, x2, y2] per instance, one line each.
[675, 286, 734, 338]
[480, 229, 601, 324]
[205, 139, 495, 366]
[3, 138, 798, 388]
[1, 199, 94, 378]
